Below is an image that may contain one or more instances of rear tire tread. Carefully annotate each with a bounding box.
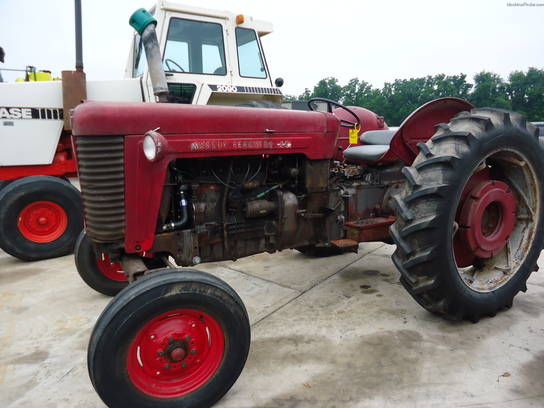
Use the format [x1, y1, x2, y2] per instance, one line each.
[391, 108, 544, 321]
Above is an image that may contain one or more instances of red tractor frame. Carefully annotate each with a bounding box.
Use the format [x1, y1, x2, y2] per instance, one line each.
[71, 95, 544, 408]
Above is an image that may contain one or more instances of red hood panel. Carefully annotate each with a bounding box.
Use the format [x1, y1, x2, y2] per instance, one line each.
[72, 100, 339, 136]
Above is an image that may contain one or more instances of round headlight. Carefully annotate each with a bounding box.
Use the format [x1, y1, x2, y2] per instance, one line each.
[142, 130, 168, 162]
[143, 134, 157, 161]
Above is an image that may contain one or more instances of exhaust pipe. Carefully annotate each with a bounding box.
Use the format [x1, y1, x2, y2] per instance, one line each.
[129, 9, 169, 103]
[62, 0, 87, 130]
[74, 0, 84, 71]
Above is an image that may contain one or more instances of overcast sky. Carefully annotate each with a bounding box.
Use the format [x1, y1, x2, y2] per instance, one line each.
[1, 0, 543, 96]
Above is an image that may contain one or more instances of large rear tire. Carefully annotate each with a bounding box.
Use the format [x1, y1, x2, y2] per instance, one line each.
[88, 269, 250, 408]
[0, 176, 83, 261]
[391, 108, 544, 322]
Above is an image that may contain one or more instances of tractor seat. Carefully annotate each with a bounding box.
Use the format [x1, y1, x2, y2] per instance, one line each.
[343, 129, 396, 162]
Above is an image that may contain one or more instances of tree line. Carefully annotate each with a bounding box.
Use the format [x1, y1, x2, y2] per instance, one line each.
[284, 68, 544, 126]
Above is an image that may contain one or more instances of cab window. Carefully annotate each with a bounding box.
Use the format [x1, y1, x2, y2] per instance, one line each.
[235, 28, 266, 78]
[163, 18, 226, 75]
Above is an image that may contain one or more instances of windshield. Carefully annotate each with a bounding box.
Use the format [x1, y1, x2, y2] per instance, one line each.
[235, 28, 266, 78]
[163, 18, 226, 75]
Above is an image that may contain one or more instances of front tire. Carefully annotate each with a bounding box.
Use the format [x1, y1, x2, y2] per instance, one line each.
[74, 230, 128, 296]
[0, 176, 83, 261]
[391, 108, 544, 322]
[88, 269, 250, 408]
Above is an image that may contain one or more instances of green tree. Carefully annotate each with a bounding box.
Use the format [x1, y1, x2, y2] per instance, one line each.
[468, 71, 511, 109]
[310, 77, 343, 101]
[508, 67, 544, 121]
[378, 77, 430, 125]
[282, 94, 299, 102]
[428, 74, 472, 99]
[296, 88, 313, 101]
[287, 69, 541, 125]
[370, 74, 472, 125]
[341, 78, 373, 106]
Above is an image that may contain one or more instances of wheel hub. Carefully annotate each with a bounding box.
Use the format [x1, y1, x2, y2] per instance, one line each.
[459, 180, 516, 258]
[165, 339, 188, 363]
[18, 201, 68, 243]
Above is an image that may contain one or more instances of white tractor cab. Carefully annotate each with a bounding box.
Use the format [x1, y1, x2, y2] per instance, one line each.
[129, 1, 284, 105]
[0, 1, 283, 262]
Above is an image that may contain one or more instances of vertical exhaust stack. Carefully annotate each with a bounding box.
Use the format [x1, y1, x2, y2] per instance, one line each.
[62, 0, 87, 130]
[74, 0, 84, 72]
[129, 9, 169, 103]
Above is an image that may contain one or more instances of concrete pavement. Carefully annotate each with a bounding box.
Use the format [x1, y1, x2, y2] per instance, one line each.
[1, 243, 544, 407]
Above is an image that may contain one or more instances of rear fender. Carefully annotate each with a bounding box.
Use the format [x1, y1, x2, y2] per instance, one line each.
[389, 98, 474, 165]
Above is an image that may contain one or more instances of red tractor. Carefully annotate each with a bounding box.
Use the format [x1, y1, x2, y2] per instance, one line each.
[72, 12, 544, 408]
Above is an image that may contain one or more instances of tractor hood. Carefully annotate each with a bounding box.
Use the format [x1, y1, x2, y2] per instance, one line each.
[71, 100, 342, 160]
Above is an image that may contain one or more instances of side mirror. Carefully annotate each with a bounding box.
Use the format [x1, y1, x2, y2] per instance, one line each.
[275, 77, 284, 88]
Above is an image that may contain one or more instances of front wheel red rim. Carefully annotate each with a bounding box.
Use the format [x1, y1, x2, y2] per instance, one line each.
[18, 201, 68, 243]
[127, 309, 225, 398]
[96, 255, 125, 281]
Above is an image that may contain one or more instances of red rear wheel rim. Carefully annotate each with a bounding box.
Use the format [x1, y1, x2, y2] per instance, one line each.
[459, 180, 516, 258]
[18, 201, 68, 243]
[127, 309, 225, 398]
[453, 167, 518, 266]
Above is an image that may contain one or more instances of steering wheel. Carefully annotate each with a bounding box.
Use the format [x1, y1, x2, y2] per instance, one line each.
[164, 59, 185, 72]
[307, 98, 360, 128]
